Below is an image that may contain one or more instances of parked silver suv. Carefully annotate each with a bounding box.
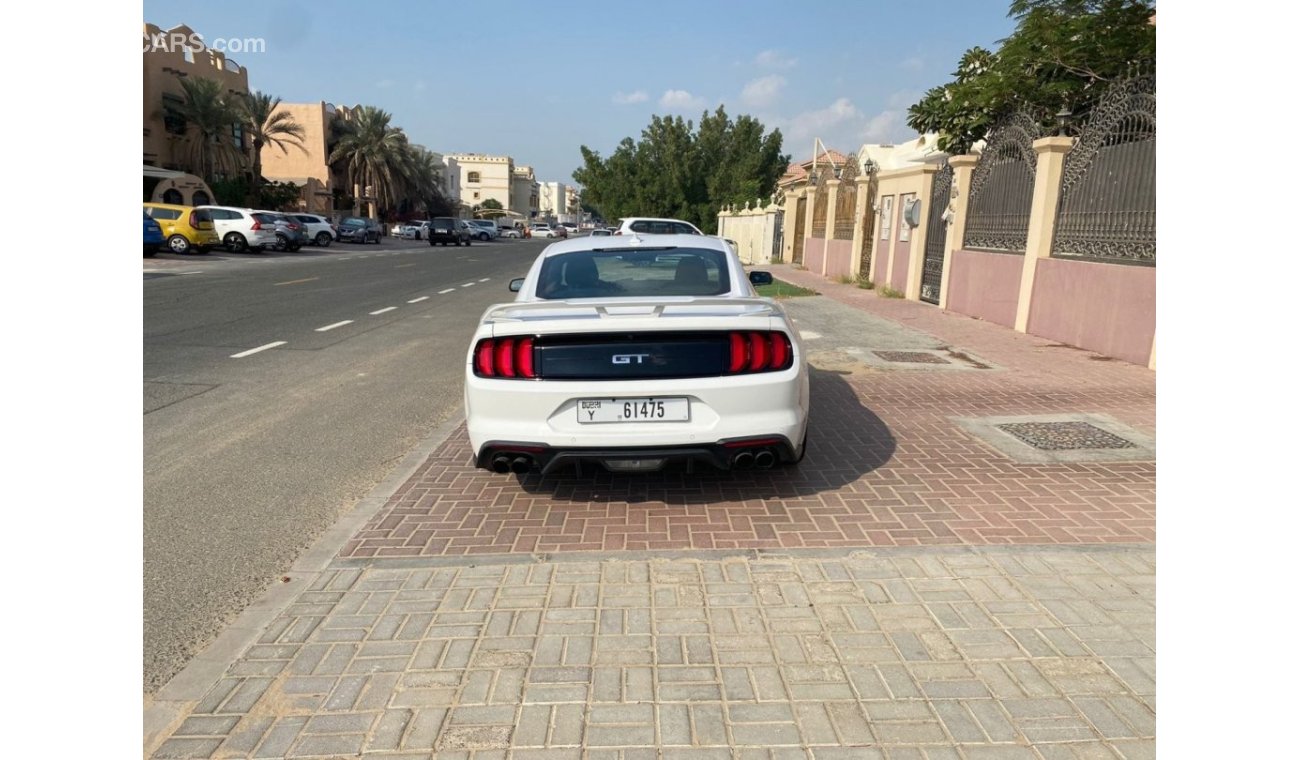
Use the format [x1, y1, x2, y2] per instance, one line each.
[197, 205, 280, 252]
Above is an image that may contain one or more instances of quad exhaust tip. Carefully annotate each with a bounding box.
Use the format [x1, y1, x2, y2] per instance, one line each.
[754, 450, 775, 469]
[732, 451, 755, 470]
[510, 456, 532, 474]
[491, 455, 511, 474]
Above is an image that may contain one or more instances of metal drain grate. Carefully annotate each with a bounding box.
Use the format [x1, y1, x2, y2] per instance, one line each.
[873, 350, 951, 364]
[995, 421, 1136, 451]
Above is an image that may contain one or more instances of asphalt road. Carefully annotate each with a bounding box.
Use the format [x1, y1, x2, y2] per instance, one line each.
[143, 236, 547, 693]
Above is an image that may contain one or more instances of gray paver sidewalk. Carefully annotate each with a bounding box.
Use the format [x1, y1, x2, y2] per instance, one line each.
[148, 547, 1153, 759]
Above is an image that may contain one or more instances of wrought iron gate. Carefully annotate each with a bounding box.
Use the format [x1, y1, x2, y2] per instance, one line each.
[920, 160, 953, 304]
[772, 209, 784, 262]
[792, 196, 807, 264]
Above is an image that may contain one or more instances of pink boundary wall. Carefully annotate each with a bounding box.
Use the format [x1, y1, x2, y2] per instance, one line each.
[889, 238, 910, 292]
[804, 238, 826, 273]
[1027, 257, 1156, 365]
[944, 249, 1024, 328]
[825, 240, 854, 279]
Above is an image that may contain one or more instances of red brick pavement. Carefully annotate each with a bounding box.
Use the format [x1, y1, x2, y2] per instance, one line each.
[340, 267, 1155, 558]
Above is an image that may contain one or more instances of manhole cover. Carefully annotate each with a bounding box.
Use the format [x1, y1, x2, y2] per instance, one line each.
[995, 421, 1136, 451]
[873, 350, 950, 364]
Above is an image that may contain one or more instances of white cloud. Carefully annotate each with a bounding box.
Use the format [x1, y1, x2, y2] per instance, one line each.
[775, 94, 919, 156]
[612, 90, 648, 104]
[659, 89, 708, 111]
[741, 75, 786, 108]
[754, 49, 798, 69]
[785, 98, 862, 142]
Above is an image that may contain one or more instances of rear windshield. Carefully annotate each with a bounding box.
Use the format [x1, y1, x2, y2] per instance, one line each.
[253, 213, 280, 224]
[629, 220, 699, 234]
[536, 248, 729, 299]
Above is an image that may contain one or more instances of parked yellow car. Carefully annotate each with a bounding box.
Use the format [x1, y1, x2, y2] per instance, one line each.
[143, 203, 220, 255]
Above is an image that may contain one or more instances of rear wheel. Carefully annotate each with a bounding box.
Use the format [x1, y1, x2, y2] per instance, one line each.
[273, 234, 288, 252]
[465, 237, 472, 246]
[224, 232, 248, 253]
[315, 232, 332, 247]
[167, 234, 191, 255]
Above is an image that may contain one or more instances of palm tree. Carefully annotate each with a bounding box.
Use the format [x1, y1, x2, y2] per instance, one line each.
[327, 106, 411, 213]
[239, 91, 306, 193]
[170, 77, 244, 182]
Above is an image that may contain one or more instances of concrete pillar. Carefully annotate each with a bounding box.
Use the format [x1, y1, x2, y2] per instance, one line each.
[1014, 136, 1074, 332]
[850, 175, 872, 278]
[904, 165, 939, 300]
[821, 179, 841, 276]
[938, 154, 979, 309]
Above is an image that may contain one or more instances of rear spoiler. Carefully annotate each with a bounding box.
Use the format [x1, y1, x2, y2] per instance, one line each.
[484, 298, 778, 323]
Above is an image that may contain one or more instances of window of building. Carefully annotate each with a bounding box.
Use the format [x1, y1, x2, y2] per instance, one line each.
[467, 172, 481, 183]
[162, 94, 187, 136]
[191, 190, 211, 206]
[231, 123, 244, 151]
[162, 188, 184, 205]
[879, 196, 894, 241]
[473, 192, 480, 199]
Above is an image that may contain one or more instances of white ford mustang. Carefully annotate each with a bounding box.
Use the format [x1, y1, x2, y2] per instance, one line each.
[464, 234, 809, 475]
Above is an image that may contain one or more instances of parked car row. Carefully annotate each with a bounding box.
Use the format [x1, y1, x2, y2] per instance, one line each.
[142, 202, 400, 256]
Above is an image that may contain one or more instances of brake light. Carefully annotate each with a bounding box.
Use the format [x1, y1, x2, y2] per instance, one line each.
[188, 211, 201, 228]
[726, 331, 793, 374]
[251, 220, 262, 231]
[473, 337, 537, 379]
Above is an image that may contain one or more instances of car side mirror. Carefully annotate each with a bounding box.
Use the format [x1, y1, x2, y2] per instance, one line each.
[748, 271, 774, 286]
[509, 278, 524, 292]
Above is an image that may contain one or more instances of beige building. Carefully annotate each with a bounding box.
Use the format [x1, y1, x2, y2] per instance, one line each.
[538, 181, 568, 217]
[256, 101, 355, 213]
[447, 154, 514, 211]
[143, 22, 250, 175]
[512, 166, 539, 221]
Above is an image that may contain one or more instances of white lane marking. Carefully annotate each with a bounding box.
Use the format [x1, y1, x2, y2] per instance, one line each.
[407, 296, 429, 303]
[230, 341, 286, 358]
[316, 320, 354, 332]
[800, 330, 822, 340]
[370, 307, 397, 315]
[179, 270, 204, 275]
[461, 282, 475, 288]
[478, 277, 490, 282]
[438, 288, 455, 294]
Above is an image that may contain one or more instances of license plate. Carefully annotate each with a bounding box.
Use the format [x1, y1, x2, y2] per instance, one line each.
[577, 397, 689, 423]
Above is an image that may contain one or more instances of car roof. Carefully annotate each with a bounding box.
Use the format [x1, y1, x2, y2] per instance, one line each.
[539, 233, 728, 258]
[143, 202, 194, 210]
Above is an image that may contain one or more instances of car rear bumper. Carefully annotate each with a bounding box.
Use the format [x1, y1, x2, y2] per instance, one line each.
[465, 369, 808, 473]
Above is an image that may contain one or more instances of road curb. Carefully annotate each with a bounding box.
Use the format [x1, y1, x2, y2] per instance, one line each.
[143, 407, 467, 757]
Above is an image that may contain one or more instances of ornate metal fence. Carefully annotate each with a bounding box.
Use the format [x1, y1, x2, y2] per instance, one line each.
[833, 157, 859, 240]
[963, 112, 1042, 253]
[920, 160, 954, 304]
[1052, 75, 1156, 264]
[792, 196, 807, 264]
[810, 167, 830, 238]
[858, 179, 876, 277]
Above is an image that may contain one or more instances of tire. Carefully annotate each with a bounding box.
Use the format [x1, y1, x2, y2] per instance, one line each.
[315, 232, 332, 247]
[224, 232, 248, 253]
[273, 234, 288, 252]
[288, 242, 301, 252]
[465, 237, 472, 247]
[478, 232, 489, 241]
[167, 234, 191, 255]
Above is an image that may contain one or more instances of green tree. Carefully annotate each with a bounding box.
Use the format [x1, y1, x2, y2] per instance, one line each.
[169, 77, 244, 182]
[239, 91, 306, 193]
[907, 0, 1155, 153]
[479, 198, 504, 210]
[327, 106, 412, 212]
[574, 106, 787, 234]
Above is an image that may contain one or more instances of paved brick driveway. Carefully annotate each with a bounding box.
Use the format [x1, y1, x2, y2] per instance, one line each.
[340, 285, 1154, 558]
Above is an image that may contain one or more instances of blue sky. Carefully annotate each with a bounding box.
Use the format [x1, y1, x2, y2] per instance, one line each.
[145, 0, 1016, 185]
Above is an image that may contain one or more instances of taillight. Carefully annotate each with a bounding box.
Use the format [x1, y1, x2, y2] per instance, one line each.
[726, 331, 793, 374]
[473, 337, 537, 379]
[251, 220, 262, 231]
[188, 211, 200, 227]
